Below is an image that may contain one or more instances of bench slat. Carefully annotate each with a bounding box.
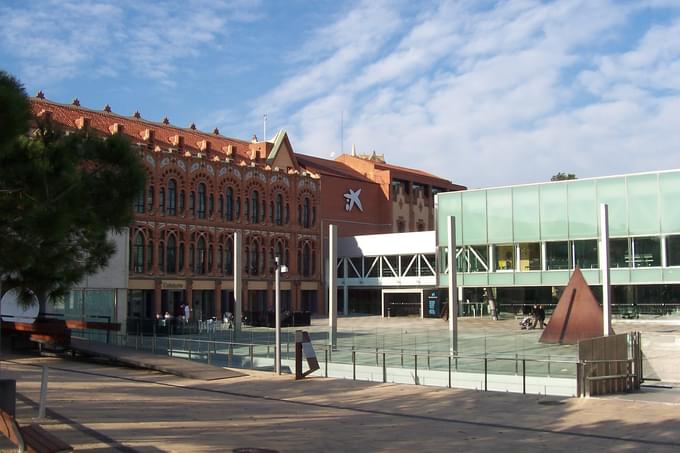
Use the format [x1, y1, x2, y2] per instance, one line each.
[0, 410, 23, 447]
[21, 424, 73, 453]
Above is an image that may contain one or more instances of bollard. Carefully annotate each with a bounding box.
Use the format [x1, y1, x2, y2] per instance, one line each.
[208, 341, 212, 365]
[401, 349, 404, 367]
[515, 353, 518, 375]
[352, 351, 356, 380]
[427, 348, 431, 370]
[325, 348, 328, 378]
[522, 359, 526, 394]
[0, 379, 16, 416]
[38, 366, 48, 419]
[249, 345, 254, 370]
[484, 357, 488, 391]
[188, 340, 192, 360]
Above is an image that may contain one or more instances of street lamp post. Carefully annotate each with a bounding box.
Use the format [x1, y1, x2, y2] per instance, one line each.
[274, 256, 288, 374]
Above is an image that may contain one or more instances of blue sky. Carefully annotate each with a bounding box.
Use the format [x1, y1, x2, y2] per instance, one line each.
[2, 0, 680, 187]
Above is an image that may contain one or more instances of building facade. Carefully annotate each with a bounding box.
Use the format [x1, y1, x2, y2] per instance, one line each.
[29, 96, 463, 324]
[435, 170, 680, 314]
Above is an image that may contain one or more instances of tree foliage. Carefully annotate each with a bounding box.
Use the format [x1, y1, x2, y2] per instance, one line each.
[550, 172, 577, 181]
[0, 71, 146, 305]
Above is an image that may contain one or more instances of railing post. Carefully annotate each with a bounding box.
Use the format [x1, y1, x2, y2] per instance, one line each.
[522, 359, 526, 394]
[249, 344, 254, 370]
[414, 354, 418, 384]
[382, 352, 386, 383]
[325, 348, 328, 378]
[484, 357, 488, 391]
[400, 349, 404, 367]
[448, 355, 452, 388]
[207, 340, 212, 365]
[228, 343, 234, 367]
[375, 348, 379, 366]
[515, 353, 518, 375]
[427, 347, 431, 370]
[352, 351, 356, 380]
[547, 354, 551, 378]
[169, 336, 173, 357]
[188, 340, 192, 360]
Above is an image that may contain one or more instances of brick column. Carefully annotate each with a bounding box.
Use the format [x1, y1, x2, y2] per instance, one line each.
[214, 280, 222, 319]
[154, 279, 162, 317]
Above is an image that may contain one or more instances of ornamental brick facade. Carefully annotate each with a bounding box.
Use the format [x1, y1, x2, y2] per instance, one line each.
[29, 96, 464, 322]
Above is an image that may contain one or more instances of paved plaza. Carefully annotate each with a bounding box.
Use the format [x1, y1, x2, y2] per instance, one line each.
[1, 354, 680, 452]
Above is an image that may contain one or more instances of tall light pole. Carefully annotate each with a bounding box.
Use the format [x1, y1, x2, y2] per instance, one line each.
[274, 256, 288, 374]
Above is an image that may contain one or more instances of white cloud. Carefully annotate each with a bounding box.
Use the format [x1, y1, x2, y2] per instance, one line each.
[0, 0, 260, 87]
[258, 0, 680, 187]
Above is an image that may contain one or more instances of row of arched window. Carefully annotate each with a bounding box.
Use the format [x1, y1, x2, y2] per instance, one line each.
[130, 231, 316, 277]
[135, 180, 316, 228]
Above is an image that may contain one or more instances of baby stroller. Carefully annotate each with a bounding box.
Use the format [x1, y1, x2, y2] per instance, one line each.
[519, 316, 534, 330]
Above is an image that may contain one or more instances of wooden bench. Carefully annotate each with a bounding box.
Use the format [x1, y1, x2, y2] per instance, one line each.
[1, 410, 73, 453]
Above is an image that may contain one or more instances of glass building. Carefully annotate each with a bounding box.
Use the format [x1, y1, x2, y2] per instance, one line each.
[435, 169, 680, 315]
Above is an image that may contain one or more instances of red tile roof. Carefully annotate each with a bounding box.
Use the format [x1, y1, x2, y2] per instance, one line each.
[30, 98, 252, 160]
[296, 154, 375, 183]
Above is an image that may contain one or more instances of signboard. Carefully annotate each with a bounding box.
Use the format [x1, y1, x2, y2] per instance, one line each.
[161, 280, 186, 290]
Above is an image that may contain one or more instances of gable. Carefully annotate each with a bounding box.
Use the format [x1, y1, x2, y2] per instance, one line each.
[267, 130, 299, 170]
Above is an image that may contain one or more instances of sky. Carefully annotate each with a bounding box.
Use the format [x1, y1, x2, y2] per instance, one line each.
[2, 0, 680, 188]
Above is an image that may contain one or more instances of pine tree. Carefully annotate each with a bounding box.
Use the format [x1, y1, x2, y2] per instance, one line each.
[0, 71, 146, 307]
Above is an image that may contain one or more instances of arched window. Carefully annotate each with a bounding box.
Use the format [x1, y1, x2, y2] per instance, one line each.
[159, 188, 165, 213]
[209, 193, 214, 217]
[275, 193, 283, 226]
[249, 242, 259, 275]
[158, 241, 164, 269]
[146, 238, 153, 272]
[133, 233, 144, 273]
[302, 243, 311, 276]
[197, 236, 206, 274]
[251, 190, 259, 224]
[225, 237, 234, 275]
[179, 190, 185, 213]
[167, 179, 177, 215]
[197, 183, 206, 219]
[166, 235, 176, 273]
[275, 240, 285, 265]
[147, 185, 154, 212]
[178, 241, 185, 271]
[208, 244, 213, 273]
[218, 194, 223, 218]
[135, 190, 145, 213]
[303, 197, 310, 228]
[189, 191, 195, 216]
[225, 187, 234, 220]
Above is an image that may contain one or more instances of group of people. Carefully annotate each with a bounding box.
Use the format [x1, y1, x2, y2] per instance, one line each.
[519, 304, 546, 330]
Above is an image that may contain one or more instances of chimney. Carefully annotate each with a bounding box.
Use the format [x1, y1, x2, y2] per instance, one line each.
[133, 110, 141, 119]
[189, 122, 197, 130]
[213, 128, 220, 135]
[36, 90, 45, 99]
[103, 104, 112, 113]
[109, 123, 124, 135]
[72, 98, 80, 106]
[162, 116, 170, 125]
[75, 116, 91, 130]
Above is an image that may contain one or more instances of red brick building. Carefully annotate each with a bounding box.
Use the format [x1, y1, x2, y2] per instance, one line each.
[29, 96, 463, 322]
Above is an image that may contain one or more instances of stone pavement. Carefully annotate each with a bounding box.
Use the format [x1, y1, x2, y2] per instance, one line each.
[1, 355, 680, 452]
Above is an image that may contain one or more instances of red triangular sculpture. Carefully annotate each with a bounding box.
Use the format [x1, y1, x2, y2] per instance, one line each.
[539, 267, 613, 344]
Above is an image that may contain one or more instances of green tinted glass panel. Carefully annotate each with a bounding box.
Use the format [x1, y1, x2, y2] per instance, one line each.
[540, 183, 568, 240]
[487, 189, 513, 243]
[627, 174, 659, 235]
[660, 172, 680, 234]
[597, 177, 628, 236]
[567, 180, 597, 238]
[461, 191, 487, 244]
[436, 193, 462, 246]
[512, 186, 540, 241]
